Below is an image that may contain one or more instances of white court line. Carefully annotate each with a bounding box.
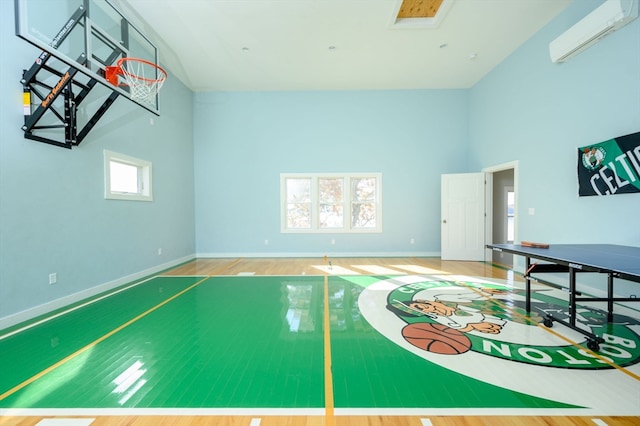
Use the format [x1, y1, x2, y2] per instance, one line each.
[0, 408, 324, 417]
[591, 419, 608, 426]
[0, 276, 160, 340]
[421, 419, 433, 426]
[335, 408, 625, 416]
[2, 407, 625, 417]
[36, 420, 94, 426]
[249, 419, 261, 426]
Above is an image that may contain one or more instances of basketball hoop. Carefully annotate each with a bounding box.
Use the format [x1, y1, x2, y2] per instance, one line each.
[105, 57, 167, 106]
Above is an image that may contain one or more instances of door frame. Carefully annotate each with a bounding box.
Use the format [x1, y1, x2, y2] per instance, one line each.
[482, 160, 519, 262]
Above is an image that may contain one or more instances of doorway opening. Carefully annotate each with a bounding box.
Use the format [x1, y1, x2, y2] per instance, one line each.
[483, 162, 517, 268]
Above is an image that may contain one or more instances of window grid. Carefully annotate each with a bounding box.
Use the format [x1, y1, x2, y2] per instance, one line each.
[281, 173, 382, 233]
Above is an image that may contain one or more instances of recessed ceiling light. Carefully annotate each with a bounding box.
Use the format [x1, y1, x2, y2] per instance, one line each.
[439, 43, 448, 49]
[328, 45, 336, 50]
[468, 53, 478, 60]
[241, 47, 250, 52]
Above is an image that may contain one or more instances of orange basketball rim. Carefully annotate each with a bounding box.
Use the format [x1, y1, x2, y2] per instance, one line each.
[105, 57, 167, 104]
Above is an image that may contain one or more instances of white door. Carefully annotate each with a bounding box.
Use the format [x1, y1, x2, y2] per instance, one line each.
[441, 173, 486, 261]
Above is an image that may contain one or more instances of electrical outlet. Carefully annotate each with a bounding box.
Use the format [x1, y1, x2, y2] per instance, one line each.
[49, 273, 57, 285]
[331, 239, 335, 245]
[158, 248, 162, 255]
[264, 239, 269, 245]
[410, 238, 415, 244]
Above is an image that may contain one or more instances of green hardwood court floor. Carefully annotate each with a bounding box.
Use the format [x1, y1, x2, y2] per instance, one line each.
[1, 274, 639, 414]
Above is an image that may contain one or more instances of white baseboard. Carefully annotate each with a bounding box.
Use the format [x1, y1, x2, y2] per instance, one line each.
[196, 251, 441, 258]
[0, 254, 195, 331]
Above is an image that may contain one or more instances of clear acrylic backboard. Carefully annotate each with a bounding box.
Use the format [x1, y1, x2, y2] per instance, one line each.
[15, 0, 162, 114]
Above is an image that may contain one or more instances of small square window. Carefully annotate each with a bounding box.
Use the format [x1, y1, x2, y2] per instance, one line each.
[104, 150, 152, 201]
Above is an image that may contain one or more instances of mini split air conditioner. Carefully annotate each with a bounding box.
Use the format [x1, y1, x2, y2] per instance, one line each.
[549, 0, 638, 63]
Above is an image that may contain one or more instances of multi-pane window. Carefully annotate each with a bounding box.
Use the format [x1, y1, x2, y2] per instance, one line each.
[282, 173, 382, 233]
[104, 150, 153, 201]
[319, 178, 344, 229]
[286, 178, 311, 229]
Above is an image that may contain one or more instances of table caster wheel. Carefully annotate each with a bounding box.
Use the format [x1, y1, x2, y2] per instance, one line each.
[587, 340, 600, 351]
[543, 318, 553, 328]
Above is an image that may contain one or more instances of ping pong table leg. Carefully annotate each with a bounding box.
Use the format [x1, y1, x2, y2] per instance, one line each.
[541, 264, 604, 351]
[525, 256, 531, 313]
[607, 273, 614, 322]
[569, 267, 576, 327]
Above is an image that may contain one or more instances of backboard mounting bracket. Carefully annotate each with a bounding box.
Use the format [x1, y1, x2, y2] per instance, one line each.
[16, 0, 163, 148]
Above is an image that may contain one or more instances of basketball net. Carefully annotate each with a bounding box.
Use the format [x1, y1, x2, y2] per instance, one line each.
[105, 58, 167, 107]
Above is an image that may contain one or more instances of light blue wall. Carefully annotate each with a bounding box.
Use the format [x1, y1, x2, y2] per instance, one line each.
[193, 90, 469, 256]
[469, 0, 640, 246]
[193, 0, 640, 257]
[0, 1, 196, 320]
[3, 0, 640, 322]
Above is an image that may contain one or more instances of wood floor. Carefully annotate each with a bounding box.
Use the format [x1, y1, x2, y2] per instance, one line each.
[161, 256, 510, 278]
[2, 257, 638, 426]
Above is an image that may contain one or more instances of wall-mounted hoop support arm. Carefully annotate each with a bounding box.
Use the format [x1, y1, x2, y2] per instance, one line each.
[70, 50, 124, 146]
[18, 0, 161, 148]
[22, 55, 123, 148]
[23, 58, 81, 132]
[21, 5, 87, 85]
[20, 4, 88, 148]
[75, 91, 120, 144]
[20, 4, 126, 149]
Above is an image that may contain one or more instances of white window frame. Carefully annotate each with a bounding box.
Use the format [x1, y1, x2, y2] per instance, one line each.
[104, 150, 153, 202]
[280, 173, 382, 233]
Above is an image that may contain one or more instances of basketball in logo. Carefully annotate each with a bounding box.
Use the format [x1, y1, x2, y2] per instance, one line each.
[402, 322, 472, 354]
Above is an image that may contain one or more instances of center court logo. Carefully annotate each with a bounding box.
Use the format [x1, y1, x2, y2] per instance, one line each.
[360, 277, 640, 370]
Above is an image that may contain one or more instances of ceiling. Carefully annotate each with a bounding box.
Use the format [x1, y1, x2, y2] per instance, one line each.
[116, 0, 573, 92]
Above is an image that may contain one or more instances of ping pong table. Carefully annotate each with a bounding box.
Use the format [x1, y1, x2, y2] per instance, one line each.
[487, 243, 640, 350]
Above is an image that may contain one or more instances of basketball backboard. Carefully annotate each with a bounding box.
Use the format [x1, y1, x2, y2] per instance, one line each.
[15, 0, 162, 114]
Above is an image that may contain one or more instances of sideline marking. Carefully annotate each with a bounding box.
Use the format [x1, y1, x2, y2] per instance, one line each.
[36, 420, 94, 426]
[249, 418, 261, 426]
[0, 275, 162, 340]
[0, 259, 242, 401]
[591, 419, 608, 426]
[324, 263, 335, 426]
[421, 419, 434, 426]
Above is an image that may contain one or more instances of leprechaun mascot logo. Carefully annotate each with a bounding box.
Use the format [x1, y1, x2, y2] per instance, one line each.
[360, 276, 640, 369]
[358, 276, 640, 411]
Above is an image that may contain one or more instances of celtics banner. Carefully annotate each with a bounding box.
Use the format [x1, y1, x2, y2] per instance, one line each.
[578, 131, 640, 197]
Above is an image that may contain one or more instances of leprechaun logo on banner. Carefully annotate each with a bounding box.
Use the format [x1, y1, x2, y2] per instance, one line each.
[577, 131, 640, 197]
